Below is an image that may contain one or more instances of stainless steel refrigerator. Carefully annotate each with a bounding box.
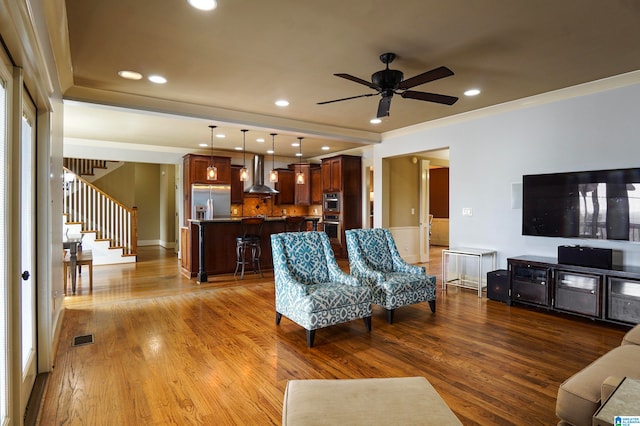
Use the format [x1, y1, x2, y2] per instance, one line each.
[191, 184, 231, 220]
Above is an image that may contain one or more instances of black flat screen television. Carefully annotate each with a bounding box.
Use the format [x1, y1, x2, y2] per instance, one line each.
[522, 168, 640, 242]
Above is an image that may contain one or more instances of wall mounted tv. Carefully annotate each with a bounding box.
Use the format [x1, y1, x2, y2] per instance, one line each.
[522, 168, 640, 242]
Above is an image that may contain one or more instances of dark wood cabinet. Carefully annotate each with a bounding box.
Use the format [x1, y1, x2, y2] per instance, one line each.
[275, 168, 294, 205]
[230, 165, 244, 204]
[185, 154, 231, 185]
[293, 164, 311, 205]
[322, 157, 343, 192]
[274, 165, 321, 206]
[311, 166, 322, 205]
[508, 255, 640, 325]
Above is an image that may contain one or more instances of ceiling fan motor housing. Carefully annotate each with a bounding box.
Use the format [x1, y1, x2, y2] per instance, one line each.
[372, 69, 404, 90]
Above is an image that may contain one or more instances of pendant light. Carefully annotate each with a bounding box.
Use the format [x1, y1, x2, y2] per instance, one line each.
[206, 125, 218, 181]
[239, 129, 249, 182]
[295, 137, 305, 185]
[269, 133, 278, 183]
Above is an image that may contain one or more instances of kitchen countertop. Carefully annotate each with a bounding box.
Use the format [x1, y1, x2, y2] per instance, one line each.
[189, 216, 322, 224]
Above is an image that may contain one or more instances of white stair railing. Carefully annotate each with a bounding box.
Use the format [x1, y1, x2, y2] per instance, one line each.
[63, 167, 137, 256]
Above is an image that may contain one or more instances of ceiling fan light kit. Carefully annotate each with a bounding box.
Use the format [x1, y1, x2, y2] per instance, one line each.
[318, 52, 459, 118]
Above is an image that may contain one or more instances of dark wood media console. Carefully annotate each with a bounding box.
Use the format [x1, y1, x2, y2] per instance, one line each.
[507, 255, 640, 325]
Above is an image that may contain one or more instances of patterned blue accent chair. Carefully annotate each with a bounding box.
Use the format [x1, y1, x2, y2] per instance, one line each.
[345, 228, 436, 324]
[271, 231, 372, 347]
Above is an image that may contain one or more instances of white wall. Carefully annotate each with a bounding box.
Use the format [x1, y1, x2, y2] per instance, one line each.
[375, 75, 640, 269]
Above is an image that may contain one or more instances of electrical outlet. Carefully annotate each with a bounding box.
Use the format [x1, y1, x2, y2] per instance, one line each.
[233, 208, 238, 215]
[411, 208, 415, 215]
[283, 209, 287, 215]
[313, 208, 318, 215]
[462, 208, 473, 216]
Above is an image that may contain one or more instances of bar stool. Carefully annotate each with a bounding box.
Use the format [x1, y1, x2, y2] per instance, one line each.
[235, 217, 264, 279]
[284, 216, 306, 232]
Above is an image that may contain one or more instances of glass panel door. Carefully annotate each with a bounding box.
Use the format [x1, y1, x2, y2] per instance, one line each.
[20, 93, 37, 412]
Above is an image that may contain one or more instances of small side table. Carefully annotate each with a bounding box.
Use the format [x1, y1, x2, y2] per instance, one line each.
[593, 377, 640, 426]
[442, 247, 497, 298]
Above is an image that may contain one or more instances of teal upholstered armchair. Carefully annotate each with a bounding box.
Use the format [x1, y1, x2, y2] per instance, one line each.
[271, 231, 372, 347]
[345, 228, 436, 323]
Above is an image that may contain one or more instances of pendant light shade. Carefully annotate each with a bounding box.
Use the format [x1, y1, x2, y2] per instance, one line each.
[239, 129, 249, 182]
[269, 133, 278, 183]
[206, 125, 218, 181]
[295, 137, 305, 185]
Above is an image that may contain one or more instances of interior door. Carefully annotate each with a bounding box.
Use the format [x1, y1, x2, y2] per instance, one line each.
[419, 159, 431, 263]
[20, 91, 37, 413]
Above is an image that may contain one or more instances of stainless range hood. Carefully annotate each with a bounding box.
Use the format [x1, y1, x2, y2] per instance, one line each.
[245, 154, 279, 195]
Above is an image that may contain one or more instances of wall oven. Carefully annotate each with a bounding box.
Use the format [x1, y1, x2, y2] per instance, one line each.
[323, 193, 340, 212]
[323, 215, 341, 244]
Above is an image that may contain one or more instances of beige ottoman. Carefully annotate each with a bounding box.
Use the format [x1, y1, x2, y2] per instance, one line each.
[282, 377, 462, 425]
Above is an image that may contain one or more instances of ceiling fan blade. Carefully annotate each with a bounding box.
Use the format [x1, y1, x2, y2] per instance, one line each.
[377, 96, 392, 118]
[401, 90, 459, 105]
[397, 66, 454, 90]
[334, 73, 379, 90]
[317, 93, 376, 105]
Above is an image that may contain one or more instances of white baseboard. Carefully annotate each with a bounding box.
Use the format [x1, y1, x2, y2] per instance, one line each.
[138, 239, 175, 248]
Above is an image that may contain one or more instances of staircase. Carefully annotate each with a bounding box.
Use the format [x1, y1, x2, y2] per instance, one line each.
[63, 167, 137, 265]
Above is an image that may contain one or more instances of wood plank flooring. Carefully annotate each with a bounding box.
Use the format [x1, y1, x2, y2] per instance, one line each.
[39, 245, 629, 425]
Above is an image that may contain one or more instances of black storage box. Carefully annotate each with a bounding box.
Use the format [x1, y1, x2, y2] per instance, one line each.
[487, 269, 509, 303]
[557, 245, 621, 270]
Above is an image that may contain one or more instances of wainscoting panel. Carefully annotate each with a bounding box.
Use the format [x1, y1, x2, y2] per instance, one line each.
[389, 227, 420, 264]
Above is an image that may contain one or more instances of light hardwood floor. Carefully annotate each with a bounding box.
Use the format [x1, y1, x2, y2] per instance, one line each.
[38, 245, 628, 425]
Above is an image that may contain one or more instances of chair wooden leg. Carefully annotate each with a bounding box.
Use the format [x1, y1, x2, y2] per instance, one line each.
[386, 309, 394, 324]
[363, 316, 372, 332]
[275, 312, 282, 325]
[88, 262, 93, 291]
[63, 263, 68, 295]
[306, 329, 315, 348]
[428, 300, 436, 313]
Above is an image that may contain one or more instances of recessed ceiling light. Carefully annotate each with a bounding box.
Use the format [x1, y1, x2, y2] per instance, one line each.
[464, 88, 481, 96]
[295, 153, 303, 157]
[370, 118, 382, 124]
[188, 0, 217, 11]
[291, 142, 300, 147]
[275, 99, 289, 107]
[148, 75, 167, 84]
[234, 147, 243, 151]
[198, 143, 208, 147]
[321, 146, 330, 151]
[215, 134, 225, 138]
[266, 149, 274, 154]
[256, 138, 265, 143]
[118, 70, 143, 80]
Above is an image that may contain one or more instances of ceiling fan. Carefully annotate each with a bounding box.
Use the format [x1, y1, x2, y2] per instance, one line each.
[318, 52, 459, 118]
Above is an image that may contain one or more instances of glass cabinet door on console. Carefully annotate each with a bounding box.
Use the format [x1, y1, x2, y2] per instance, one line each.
[554, 270, 602, 317]
[509, 261, 552, 307]
[608, 277, 640, 324]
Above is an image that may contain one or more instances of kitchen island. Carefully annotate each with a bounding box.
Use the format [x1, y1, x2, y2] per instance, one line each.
[181, 216, 321, 283]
